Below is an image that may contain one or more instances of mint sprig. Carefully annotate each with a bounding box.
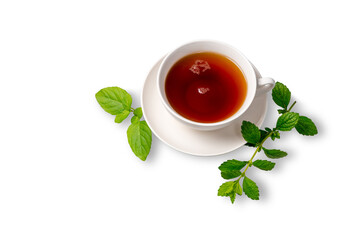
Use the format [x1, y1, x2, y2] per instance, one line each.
[96, 87, 152, 161]
[218, 82, 318, 203]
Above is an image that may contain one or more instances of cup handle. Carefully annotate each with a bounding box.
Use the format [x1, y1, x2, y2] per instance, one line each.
[256, 77, 275, 96]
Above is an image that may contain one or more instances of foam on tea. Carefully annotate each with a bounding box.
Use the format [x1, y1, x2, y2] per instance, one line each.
[165, 52, 247, 123]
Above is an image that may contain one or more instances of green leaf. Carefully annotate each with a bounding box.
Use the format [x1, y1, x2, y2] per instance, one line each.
[272, 82, 291, 109]
[219, 160, 247, 179]
[228, 182, 243, 203]
[131, 115, 140, 124]
[114, 110, 130, 123]
[243, 176, 259, 200]
[262, 147, 288, 159]
[221, 171, 242, 180]
[218, 160, 247, 172]
[276, 112, 299, 131]
[295, 116, 318, 136]
[274, 131, 280, 139]
[253, 160, 276, 171]
[245, 130, 267, 147]
[95, 87, 132, 115]
[127, 121, 152, 161]
[234, 181, 242, 195]
[241, 121, 261, 144]
[259, 130, 268, 142]
[218, 181, 235, 196]
[229, 192, 236, 204]
[134, 107, 143, 118]
[218, 181, 241, 204]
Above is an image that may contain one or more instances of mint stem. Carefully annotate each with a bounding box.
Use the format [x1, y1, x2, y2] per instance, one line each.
[238, 131, 273, 180]
[287, 101, 296, 112]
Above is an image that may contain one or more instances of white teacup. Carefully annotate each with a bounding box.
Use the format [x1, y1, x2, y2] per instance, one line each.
[157, 40, 275, 131]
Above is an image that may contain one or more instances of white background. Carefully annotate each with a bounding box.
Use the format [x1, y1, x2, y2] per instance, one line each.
[1, 0, 359, 239]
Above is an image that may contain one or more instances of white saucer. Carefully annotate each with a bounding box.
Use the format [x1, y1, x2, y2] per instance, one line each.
[141, 58, 268, 156]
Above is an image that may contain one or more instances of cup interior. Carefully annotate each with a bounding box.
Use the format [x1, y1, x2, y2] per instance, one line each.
[157, 41, 257, 128]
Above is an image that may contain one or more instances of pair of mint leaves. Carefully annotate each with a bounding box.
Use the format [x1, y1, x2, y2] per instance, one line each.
[217, 82, 318, 203]
[95, 87, 152, 161]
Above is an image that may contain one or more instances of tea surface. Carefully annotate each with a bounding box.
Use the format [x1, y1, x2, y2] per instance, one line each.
[165, 52, 247, 123]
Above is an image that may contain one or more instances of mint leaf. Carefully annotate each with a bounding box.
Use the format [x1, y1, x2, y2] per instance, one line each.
[219, 160, 247, 179]
[134, 107, 143, 118]
[229, 192, 236, 204]
[218, 181, 241, 203]
[127, 121, 152, 161]
[228, 181, 243, 203]
[295, 116, 318, 136]
[234, 181, 242, 195]
[131, 115, 140, 124]
[241, 121, 261, 144]
[259, 130, 268, 142]
[95, 87, 132, 115]
[272, 82, 291, 109]
[114, 110, 130, 123]
[276, 112, 299, 131]
[245, 130, 268, 147]
[262, 147, 288, 159]
[243, 176, 259, 200]
[221, 171, 242, 179]
[219, 160, 247, 172]
[218, 181, 235, 196]
[253, 160, 276, 171]
[273, 131, 280, 139]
